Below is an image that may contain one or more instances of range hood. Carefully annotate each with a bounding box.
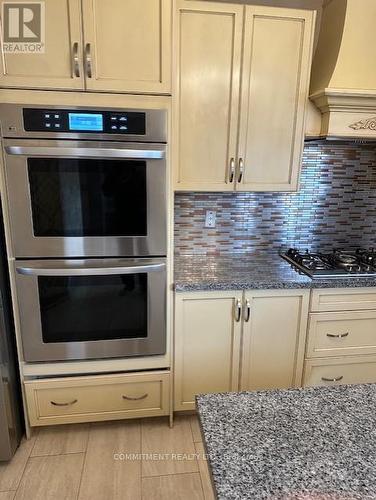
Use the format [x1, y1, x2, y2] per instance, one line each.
[309, 0, 376, 140]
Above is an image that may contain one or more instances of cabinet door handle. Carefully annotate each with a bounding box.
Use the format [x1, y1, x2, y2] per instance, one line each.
[234, 299, 242, 322]
[50, 399, 78, 407]
[72, 42, 80, 78]
[321, 376, 343, 382]
[229, 158, 235, 183]
[244, 299, 250, 322]
[237, 158, 244, 183]
[326, 332, 349, 338]
[85, 43, 92, 78]
[122, 393, 148, 401]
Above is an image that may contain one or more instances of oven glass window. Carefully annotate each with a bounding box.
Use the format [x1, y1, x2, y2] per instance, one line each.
[38, 274, 148, 342]
[28, 158, 147, 237]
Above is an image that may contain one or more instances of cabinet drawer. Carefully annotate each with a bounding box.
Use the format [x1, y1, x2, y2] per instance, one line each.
[303, 357, 376, 387]
[25, 371, 170, 426]
[307, 311, 376, 358]
[311, 288, 376, 312]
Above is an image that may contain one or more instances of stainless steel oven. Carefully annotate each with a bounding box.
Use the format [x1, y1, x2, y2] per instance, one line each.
[0, 104, 168, 363]
[14, 258, 166, 362]
[0, 104, 167, 258]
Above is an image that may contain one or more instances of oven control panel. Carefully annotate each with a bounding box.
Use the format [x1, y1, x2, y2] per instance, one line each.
[23, 108, 146, 135]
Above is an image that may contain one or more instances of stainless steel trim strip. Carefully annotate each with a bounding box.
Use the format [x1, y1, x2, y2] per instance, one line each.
[16, 263, 165, 276]
[5, 146, 165, 159]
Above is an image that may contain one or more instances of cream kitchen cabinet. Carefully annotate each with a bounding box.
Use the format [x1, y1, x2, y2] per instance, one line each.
[240, 290, 309, 391]
[174, 291, 243, 411]
[307, 310, 376, 358]
[82, 0, 171, 94]
[310, 288, 376, 312]
[0, 0, 84, 90]
[304, 288, 376, 388]
[25, 370, 170, 426]
[0, 0, 172, 94]
[173, 1, 243, 191]
[174, 289, 309, 411]
[303, 356, 376, 388]
[174, 1, 315, 192]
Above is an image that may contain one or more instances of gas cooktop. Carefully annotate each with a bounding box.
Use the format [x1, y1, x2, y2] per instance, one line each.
[282, 248, 376, 279]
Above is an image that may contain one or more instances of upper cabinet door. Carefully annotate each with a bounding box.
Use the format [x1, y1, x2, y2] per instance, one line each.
[174, 1, 243, 191]
[82, 0, 172, 94]
[0, 0, 84, 90]
[237, 7, 315, 191]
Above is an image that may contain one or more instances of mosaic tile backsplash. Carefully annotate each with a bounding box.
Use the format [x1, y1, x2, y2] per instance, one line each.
[174, 141, 376, 255]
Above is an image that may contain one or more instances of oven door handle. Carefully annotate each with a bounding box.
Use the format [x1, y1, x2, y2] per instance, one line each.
[4, 146, 165, 160]
[16, 263, 166, 276]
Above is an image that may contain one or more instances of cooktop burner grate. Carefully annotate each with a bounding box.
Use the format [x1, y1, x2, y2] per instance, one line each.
[282, 248, 376, 279]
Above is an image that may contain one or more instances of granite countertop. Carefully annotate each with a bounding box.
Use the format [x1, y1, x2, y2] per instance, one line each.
[174, 253, 376, 291]
[196, 385, 376, 500]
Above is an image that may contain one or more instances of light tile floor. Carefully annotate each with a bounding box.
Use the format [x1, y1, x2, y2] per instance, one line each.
[0, 416, 215, 500]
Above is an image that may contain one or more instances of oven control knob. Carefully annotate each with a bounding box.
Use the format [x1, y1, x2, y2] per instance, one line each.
[111, 125, 118, 130]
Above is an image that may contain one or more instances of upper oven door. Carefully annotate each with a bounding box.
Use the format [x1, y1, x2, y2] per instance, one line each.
[2, 140, 167, 258]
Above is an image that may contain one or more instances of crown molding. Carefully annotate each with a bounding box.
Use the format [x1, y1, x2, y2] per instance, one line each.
[310, 88, 376, 113]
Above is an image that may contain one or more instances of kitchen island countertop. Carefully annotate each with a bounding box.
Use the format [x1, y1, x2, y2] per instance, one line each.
[196, 384, 376, 500]
[174, 253, 376, 292]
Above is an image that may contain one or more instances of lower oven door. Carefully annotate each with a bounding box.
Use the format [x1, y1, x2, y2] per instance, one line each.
[15, 258, 166, 362]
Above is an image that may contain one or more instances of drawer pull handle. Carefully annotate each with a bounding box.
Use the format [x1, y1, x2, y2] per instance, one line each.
[321, 376, 343, 382]
[327, 332, 349, 338]
[50, 399, 78, 407]
[122, 393, 148, 401]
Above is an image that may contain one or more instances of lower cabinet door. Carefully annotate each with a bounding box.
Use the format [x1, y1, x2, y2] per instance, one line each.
[303, 357, 376, 387]
[240, 289, 309, 391]
[174, 291, 242, 411]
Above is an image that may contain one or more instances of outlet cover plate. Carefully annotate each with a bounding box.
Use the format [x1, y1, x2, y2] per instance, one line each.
[205, 210, 216, 228]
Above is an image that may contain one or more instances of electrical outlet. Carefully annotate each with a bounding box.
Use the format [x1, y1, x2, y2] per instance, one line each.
[205, 210, 216, 228]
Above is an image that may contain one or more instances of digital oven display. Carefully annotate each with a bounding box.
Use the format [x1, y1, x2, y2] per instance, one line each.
[68, 113, 103, 131]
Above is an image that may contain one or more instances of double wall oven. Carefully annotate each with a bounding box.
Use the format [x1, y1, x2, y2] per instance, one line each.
[0, 104, 167, 362]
